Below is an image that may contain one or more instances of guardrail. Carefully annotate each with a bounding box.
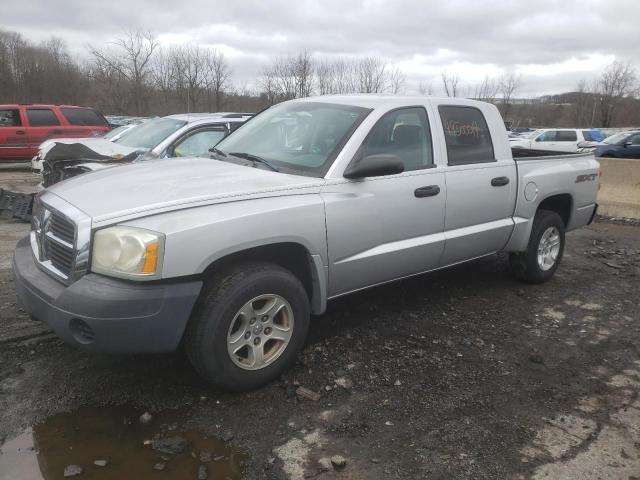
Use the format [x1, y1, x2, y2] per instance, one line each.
[597, 157, 640, 220]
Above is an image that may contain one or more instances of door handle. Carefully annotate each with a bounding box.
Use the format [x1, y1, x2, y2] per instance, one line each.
[15, 130, 25, 135]
[491, 176, 510, 187]
[414, 185, 440, 198]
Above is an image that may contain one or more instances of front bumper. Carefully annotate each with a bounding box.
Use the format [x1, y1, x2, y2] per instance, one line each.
[13, 236, 202, 354]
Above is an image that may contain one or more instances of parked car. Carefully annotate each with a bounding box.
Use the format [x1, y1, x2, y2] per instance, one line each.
[32, 119, 150, 173]
[105, 115, 150, 128]
[510, 128, 603, 152]
[592, 130, 640, 158]
[0, 104, 110, 161]
[13, 95, 599, 390]
[36, 112, 252, 186]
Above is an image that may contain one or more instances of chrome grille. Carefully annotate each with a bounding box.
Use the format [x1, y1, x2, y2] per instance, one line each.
[49, 214, 75, 245]
[30, 192, 91, 284]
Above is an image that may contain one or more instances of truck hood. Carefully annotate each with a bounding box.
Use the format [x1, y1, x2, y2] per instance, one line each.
[47, 157, 325, 224]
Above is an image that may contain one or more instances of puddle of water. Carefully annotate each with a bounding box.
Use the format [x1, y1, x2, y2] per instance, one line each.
[0, 407, 247, 480]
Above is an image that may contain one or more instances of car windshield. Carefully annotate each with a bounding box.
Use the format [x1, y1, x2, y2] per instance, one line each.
[115, 118, 187, 149]
[104, 125, 129, 140]
[214, 102, 371, 177]
[604, 131, 634, 145]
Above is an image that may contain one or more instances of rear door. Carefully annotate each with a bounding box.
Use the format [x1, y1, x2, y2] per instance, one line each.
[0, 107, 29, 161]
[554, 130, 579, 152]
[24, 107, 66, 156]
[437, 104, 517, 265]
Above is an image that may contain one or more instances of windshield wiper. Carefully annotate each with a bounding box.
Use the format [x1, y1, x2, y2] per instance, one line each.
[229, 152, 279, 172]
[209, 146, 227, 157]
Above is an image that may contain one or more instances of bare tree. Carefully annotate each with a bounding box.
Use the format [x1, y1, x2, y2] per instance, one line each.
[204, 49, 232, 111]
[596, 60, 637, 127]
[358, 56, 387, 93]
[315, 59, 336, 95]
[151, 46, 179, 114]
[473, 75, 500, 102]
[571, 78, 599, 127]
[292, 50, 314, 98]
[441, 70, 461, 97]
[418, 80, 434, 96]
[388, 66, 406, 94]
[88, 30, 158, 114]
[498, 72, 522, 121]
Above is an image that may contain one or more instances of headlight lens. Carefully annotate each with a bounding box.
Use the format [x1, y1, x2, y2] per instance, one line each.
[91, 226, 164, 280]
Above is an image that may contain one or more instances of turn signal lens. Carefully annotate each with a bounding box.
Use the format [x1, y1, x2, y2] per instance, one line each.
[142, 241, 159, 273]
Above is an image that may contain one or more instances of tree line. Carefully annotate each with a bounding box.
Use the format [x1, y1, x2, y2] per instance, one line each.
[1, 28, 638, 127]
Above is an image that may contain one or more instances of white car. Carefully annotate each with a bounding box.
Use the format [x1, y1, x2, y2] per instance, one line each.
[31, 122, 147, 172]
[510, 129, 603, 153]
[32, 113, 251, 174]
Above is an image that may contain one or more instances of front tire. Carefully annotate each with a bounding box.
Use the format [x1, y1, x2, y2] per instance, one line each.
[510, 209, 565, 284]
[185, 262, 310, 391]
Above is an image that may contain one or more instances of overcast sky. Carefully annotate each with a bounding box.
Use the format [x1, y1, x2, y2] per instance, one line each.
[4, 0, 639, 97]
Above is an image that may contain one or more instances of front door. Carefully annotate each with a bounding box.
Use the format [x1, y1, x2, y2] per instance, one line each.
[621, 133, 640, 158]
[0, 107, 29, 160]
[324, 106, 446, 297]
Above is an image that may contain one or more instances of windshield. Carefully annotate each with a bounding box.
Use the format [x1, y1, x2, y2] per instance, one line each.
[214, 102, 371, 177]
[104, 125, 128, 140]
[604, 131, 634, 145]
[115, 117, 187, 149]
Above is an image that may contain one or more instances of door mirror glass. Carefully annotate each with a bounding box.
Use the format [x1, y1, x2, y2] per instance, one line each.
[344, 154, 404, 179]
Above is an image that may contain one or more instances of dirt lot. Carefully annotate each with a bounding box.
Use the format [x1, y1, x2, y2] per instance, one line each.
[0, 171, 639, 480]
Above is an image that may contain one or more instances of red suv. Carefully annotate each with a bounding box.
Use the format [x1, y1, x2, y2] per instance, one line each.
[0, 104, 110, 161]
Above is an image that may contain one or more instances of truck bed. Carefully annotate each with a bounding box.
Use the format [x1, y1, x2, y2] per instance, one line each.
[512, 148, 591, 160]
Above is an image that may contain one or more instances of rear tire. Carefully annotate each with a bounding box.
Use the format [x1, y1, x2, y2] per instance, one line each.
[185, 262, 310, 391]
[510, 209, 565, 284]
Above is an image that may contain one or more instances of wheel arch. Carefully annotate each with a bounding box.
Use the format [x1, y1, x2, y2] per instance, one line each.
[537, 193, 573, 227]
[200, 242, 327, 315]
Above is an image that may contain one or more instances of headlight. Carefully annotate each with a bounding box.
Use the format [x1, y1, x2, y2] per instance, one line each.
[91, 226, 164, 280]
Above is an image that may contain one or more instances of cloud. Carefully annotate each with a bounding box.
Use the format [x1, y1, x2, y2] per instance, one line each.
[2, 0, 639, 96]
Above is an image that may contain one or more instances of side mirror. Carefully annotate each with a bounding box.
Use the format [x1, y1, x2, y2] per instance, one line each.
[165, 145, 176, 157]
[343, 154, 404, 179]
[624, 141, 633, 148]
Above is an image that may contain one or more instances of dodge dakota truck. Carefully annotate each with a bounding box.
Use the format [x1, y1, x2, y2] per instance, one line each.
[13, 96, 599, 391]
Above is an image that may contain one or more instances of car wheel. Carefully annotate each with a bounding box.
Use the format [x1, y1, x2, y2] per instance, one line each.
[185, 261, 310, 391]
[509, 209, 565, 284]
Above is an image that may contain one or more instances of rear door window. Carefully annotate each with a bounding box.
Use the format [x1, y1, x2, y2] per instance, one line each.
[438, 106, 494, 165]
[61, 107, 108, 126]
[556, 130, 577, 142]
[0, 109, 21, 127]
[26, 108, 60, 126]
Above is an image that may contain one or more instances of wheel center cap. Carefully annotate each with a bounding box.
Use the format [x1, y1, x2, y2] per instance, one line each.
[253, 324, 263, 335]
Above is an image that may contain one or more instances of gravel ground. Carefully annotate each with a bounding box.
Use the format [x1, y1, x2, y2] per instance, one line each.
[0, 171, 639, 479]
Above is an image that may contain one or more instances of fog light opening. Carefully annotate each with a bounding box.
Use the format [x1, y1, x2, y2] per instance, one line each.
[69, 318, 95, 345]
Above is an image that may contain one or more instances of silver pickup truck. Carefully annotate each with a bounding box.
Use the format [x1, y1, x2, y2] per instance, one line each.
[13, 96, 599, 390]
